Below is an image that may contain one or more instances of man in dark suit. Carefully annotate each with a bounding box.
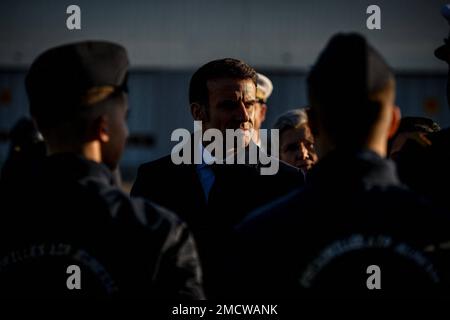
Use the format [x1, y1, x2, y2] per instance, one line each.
[233, 34, 450, 299]
[0, 41, 204, 299]
[131, 58, 303, 296]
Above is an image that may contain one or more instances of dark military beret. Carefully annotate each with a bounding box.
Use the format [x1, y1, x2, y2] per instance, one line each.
[435, 5, 450, 64]
[307, 33, 393, 113]
[26, 41, 129, 122]
[435, 41, 450, 64]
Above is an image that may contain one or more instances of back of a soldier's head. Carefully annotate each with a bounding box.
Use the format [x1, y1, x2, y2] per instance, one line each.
[307, 33, 397, 153]
[25, 41, 129, 169]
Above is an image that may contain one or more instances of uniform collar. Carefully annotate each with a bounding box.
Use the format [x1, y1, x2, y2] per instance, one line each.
[43, 153, 116, 187]
[307, 148, 401, 191]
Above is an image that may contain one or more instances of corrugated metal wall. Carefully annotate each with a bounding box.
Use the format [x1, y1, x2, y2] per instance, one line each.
[1, 70, 449, 181]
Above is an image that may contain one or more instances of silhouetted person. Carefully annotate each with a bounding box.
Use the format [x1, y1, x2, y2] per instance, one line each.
[0, 41, 204, 299]
[273, 108, 318, 172]
[390, 117, 445, 205]
[394, 13, 450, 210]
[233, 34, 450, 299]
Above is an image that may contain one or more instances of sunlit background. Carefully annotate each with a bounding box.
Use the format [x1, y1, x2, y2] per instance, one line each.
[1, 0, 449, 184]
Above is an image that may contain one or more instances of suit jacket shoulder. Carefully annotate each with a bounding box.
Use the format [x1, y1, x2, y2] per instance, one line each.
[131, 154, 176, 198]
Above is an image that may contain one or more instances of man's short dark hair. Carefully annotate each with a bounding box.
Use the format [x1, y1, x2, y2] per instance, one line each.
[307, 33, 394, 146]
[189, 58, 257, 105]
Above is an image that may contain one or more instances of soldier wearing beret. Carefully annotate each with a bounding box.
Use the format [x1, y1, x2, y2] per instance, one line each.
[394, 6, 450, 211]
[0, 117, 46, 187]
[232, 33, 450, 298]
[0, 41, 204, 299]
[131, 58, 303, 298]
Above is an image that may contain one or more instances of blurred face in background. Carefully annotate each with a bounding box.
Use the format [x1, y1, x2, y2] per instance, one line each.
[280, 123, 318, 171]
[252, 100, 267, 143]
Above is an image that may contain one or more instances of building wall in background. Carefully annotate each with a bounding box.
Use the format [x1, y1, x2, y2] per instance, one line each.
[0, 0, 448, 71]
[1, 70, 449, 181]
[2, 0, 449, 181]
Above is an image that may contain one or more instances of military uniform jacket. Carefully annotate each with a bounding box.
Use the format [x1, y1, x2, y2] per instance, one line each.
[234, 149, 450, 298]
[0, 154, 204, 299]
